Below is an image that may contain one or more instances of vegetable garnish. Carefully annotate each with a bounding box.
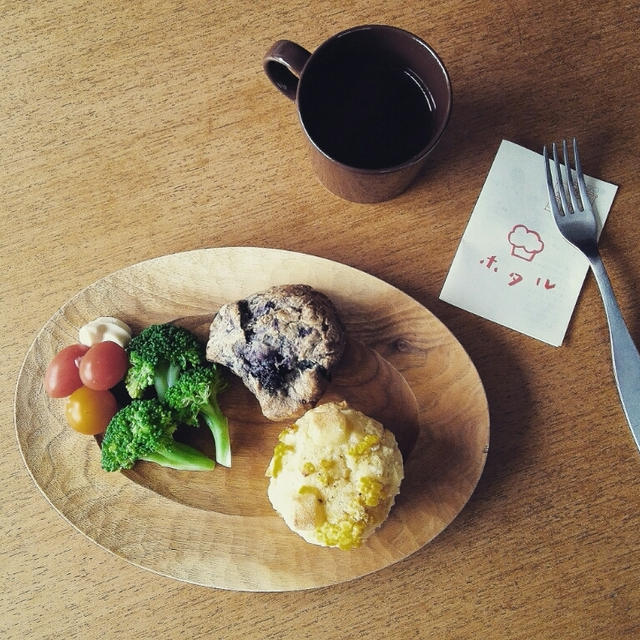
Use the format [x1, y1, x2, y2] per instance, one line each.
[65, 386, 118, 435]
[100, 399, 215, 472]
[44, 344, 89, 398]
[165, 364, 232, 467]
[45, 319, 232, 472]
[124, 323, 204, 401]
[79, 341, 129, 391]
[44, 317, 130, 434]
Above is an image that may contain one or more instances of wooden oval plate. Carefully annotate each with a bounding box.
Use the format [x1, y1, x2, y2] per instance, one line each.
[14, 247, 489, 591]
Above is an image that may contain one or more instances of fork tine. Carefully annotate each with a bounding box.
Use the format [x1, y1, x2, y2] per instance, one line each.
[572, 137, 590, 210]
[562, 139, 581, 213]
[543, 145, 563, 219]
[552, 142, 571, 216]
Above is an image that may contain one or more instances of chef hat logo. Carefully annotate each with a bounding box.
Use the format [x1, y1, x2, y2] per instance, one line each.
[507, 224, 544, 262]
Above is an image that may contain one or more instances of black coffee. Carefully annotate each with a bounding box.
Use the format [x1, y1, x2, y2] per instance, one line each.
[300, 57, 435, 170]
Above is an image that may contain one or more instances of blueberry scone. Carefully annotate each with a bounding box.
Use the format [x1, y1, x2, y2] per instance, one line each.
[206, 284, 346, 421]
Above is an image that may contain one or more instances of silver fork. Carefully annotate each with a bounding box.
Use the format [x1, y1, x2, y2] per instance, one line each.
[544, 138, 640, 452]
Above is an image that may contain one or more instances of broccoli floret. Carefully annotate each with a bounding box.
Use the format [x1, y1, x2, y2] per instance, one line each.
[101, 398, 215, 472]
[164, 364, 231, 467]
[124, 323, 204, 400]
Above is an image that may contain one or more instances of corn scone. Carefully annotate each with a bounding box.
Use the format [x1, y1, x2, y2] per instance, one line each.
[266, 401, 404, 550]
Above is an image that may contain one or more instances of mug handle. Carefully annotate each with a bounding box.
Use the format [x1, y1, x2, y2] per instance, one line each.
[263, 40, 311, 100]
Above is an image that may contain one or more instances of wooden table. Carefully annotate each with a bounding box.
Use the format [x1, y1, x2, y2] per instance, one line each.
[2, 1, 639, 638]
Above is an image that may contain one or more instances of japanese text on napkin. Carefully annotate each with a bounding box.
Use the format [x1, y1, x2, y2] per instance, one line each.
[440, 139, 618, 346]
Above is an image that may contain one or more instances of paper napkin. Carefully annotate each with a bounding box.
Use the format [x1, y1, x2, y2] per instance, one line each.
[439, 139, 618, 346]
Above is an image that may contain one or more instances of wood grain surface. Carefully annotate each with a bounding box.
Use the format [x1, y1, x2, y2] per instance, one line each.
[2, 0, 640, 637]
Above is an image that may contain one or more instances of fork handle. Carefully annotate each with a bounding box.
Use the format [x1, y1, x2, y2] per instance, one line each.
[589, 252, 640, 452]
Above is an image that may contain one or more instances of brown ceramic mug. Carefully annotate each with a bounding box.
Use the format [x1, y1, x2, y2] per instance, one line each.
[263, 25, 452, 203]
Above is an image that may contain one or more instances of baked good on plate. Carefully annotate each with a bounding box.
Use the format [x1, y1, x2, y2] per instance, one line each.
[206, 284, 345, 421]
[266, 401, 404, 550]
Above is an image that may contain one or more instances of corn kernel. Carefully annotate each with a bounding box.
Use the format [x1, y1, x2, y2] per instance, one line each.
[316, 517, 368, 550]
[301, 461, 316, 476]
[359, 476, 384, 507]
[270, 442, 293, 478]
[278, 424, 297, 441]
[348, 433, 381, 457]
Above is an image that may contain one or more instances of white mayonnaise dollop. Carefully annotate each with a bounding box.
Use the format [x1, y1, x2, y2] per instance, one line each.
[79, 317, 132, 348]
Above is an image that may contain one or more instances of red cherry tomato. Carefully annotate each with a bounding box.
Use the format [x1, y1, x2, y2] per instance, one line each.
[79, 341, 128, 391]
[64, 386, 118, 435]
[44, 344, 90, 398]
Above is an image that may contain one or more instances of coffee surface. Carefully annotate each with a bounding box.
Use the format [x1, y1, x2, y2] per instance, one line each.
[301, 57, 434, 169]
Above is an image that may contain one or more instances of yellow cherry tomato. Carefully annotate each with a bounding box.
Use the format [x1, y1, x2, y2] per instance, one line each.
[64, 386, 117, 435]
